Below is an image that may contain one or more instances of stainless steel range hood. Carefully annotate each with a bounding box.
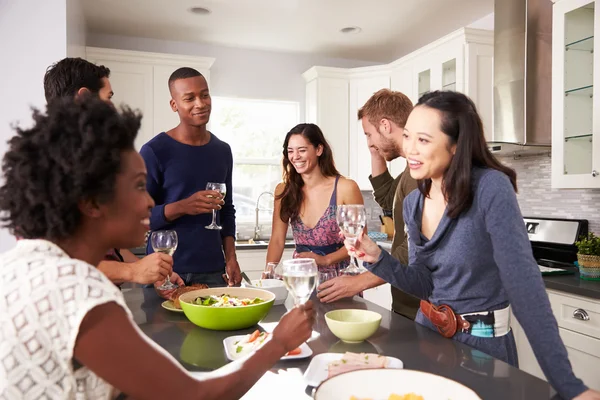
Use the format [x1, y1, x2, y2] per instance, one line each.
[491, 0, 553, 155]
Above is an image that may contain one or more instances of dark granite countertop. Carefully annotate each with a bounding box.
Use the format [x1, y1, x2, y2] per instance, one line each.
[542, 271, 600, 300]
[123, 288, 558, 399]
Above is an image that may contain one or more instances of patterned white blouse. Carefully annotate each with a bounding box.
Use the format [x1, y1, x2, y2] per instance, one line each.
[0, 240, 130, 399]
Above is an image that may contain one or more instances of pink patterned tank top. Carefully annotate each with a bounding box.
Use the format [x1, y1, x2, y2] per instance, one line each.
[290, 176, 349, 273]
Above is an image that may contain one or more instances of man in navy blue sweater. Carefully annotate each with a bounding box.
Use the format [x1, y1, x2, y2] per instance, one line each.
[140, 67, 242, 287]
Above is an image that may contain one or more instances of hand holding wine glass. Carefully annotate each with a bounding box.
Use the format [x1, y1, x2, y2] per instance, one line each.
[282, 259, 318, 305]
[343, 230, 382, 264]
[336, 204, 367, 275]
[151, 230, 179, 291]
[205, 182, 226, 230]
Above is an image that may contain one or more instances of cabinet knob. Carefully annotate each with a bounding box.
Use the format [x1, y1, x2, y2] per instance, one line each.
[572, 308, 590, 321]
[593, 170, 598, 177]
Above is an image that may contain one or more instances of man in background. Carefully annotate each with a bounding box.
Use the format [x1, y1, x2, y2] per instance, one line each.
[317, 89, 420, 319]
[43, 57, 179, 292]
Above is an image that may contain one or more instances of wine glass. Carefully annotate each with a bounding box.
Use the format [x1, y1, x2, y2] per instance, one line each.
[336, 204, 367, 276]
[317, 269, 338, 293]
[263, 262, 283, 280]
[151, 230, 179, 290]
[205, 182, 226, 230]
[282, 258, 318, 305]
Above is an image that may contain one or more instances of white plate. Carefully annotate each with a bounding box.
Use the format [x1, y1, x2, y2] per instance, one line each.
[314, 368, 481, 400]
[304, 353, 403, 387]
[223, 334, 313, 361]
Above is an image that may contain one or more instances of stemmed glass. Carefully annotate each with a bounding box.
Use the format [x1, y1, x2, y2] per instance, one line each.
[205, 182, 226, 230]
[151, 230, 179, 290]
[336, 204, 367, 276]
[281, 258, 318, 305]
[263, 262, 283, 280]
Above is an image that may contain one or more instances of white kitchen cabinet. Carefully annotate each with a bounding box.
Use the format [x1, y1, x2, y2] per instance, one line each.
[512, 289, 600, 390]
[389, 27, 494, 140]
[303, 67, 350, 177]
[86, 47, 215, 150]
[551, 0, 600, 188]
[237, 248, 295, 280]
[363, 283, 392, 311]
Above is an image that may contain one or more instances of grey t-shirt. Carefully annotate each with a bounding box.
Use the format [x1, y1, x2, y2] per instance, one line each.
[366, 167, 587, 399]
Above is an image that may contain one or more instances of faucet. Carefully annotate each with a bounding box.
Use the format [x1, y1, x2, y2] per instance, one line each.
[254, 191, 274, 240]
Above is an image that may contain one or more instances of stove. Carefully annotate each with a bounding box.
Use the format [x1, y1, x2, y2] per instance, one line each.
[524, 216, 588, 275]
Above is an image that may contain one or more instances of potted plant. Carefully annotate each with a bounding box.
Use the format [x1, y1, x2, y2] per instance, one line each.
[575, 232, 600, 280]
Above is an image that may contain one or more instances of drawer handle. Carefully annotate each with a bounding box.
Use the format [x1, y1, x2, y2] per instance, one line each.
[572, 309, 590, 321]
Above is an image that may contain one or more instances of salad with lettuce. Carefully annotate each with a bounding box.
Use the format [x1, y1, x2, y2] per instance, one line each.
[193, 294, 265, 307]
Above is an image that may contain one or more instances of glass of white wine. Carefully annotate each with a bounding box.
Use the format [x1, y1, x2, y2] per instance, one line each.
[205, 182, 227, 230]
[151, 230, 179, 290]
[282, 258, 318, 305]
[336, 204, 367, 276]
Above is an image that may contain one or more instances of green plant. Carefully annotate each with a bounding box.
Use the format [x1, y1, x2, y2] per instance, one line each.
[575, 232, 600, 256]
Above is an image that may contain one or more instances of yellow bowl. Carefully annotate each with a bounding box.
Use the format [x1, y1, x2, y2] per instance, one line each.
[324, 309, 382, 343]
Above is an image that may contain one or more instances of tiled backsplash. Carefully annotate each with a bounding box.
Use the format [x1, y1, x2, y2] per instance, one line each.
[361, 154, 600, 235]
[502, 154, 600, 235]
[362, 190, 387, 232]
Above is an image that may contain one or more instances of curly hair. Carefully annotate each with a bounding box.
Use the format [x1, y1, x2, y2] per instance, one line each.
[44, 57, 111, 102]
[0, 96, 141, 240]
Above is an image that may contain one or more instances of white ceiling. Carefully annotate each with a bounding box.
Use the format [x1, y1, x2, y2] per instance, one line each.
[82, 0, 494, 63]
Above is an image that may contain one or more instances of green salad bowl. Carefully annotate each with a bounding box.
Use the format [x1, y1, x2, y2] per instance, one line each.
[179, 287, 275, 331]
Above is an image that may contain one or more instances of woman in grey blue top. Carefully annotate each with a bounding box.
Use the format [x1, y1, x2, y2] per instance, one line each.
[347, 91, 598, 400]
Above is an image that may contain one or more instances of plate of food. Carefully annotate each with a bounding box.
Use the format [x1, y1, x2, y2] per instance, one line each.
[223, 329, 312, 361]
[161, 300, 184, 313]
[313, 369, 481, 400]
[162, 284, 209, 312]
[304, 352, 403, 387]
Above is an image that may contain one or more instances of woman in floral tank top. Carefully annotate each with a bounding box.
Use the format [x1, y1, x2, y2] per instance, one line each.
[266, 123, 364, 276]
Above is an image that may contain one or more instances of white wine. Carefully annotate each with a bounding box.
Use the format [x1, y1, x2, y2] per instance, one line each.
[155, 247, 175, 256]
[338, 222, 365, 243]
[283, 272, 317, 304]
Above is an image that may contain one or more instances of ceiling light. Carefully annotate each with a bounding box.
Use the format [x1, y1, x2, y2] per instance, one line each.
[340, 26, 362, 34]
[189, 7, 211, 15]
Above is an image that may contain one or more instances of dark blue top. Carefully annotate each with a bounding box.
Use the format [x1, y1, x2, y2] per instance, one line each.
[366, 168, 587, 399]
[140, 132, 235, 274]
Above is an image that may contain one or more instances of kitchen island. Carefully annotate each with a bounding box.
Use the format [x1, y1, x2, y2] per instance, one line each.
[123, 288, 558, 399]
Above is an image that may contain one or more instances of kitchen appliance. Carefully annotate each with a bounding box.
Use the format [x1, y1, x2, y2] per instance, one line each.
[525, 216, 588, 275]
[491, 0, 553, 155]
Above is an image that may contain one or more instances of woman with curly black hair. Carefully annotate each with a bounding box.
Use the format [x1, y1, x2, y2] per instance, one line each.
[0, 97, 314, 399]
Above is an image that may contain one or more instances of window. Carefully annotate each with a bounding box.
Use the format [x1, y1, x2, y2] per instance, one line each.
[211, 97, 300, 230]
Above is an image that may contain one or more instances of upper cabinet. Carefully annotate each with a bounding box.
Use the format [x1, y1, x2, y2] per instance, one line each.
[304, 28, 494, 190]
[86, 47, 215, 150]
[551, 0, 600, 188]
[303, 67, 351, 177]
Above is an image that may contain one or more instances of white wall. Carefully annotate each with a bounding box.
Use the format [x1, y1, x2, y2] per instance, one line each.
[0, 0, 69, 251]
[86, 33, 379, 118]
[67, 0, 87, 58]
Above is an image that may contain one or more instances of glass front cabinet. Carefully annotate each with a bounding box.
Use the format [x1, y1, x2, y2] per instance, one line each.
[552, 0, 600, 188]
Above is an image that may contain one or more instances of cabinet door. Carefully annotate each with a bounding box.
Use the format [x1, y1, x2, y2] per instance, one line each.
[552, 0, 600, 188]
[560, 327, 600, 390]
[89, 59, 154, 150]
[348, 75, 391, 190]
[363, 283, 392, 310]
